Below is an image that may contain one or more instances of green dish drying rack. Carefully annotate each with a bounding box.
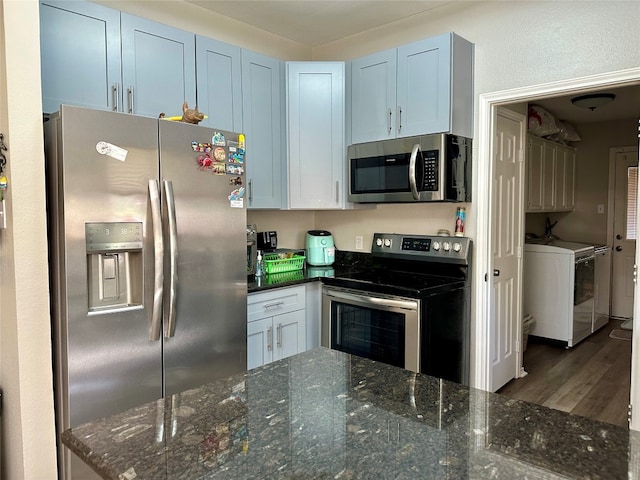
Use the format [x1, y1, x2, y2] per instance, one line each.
[262, 252, 306, 274]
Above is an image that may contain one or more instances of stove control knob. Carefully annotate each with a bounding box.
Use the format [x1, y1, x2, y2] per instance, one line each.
[453, 242, 462, 252]
[376, 238, 383, 247]
[443, 241, 451, 252]
[384, 238, 392, 247]
[432, 241, 441, 251]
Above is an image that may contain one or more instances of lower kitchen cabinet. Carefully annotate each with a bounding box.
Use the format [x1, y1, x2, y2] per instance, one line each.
[247, 285, 306, 369]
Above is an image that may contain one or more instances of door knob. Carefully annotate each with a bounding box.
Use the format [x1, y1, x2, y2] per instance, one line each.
[616, 246, 623, 252]
[493, 269, 500, 277]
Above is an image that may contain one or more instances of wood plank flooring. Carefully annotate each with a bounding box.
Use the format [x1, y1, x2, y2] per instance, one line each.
[497, 318, 632, 428]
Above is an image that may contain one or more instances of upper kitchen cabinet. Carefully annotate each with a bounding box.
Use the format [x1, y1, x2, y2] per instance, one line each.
[526, 134, 575, 213]
[242, 50, 284, 209]
[350, 49, 396, 145]
[39, 1, 196, 117]
[40, 0, 121, 113]
[120, 14, 196, 117]
[286, 62, 346, 209]
[349, 32, 474, 145]
[195, 36, 242, 132]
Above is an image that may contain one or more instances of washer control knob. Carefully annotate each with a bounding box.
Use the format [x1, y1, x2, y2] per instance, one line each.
[384, 238, 392, 247]
[432, 241, 441, 251]
[376, 238, 383, 247]
[443, 241, 451, 252]
[453, 242, 462, 252]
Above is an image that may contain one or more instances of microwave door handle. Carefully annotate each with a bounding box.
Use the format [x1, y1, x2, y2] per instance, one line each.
[148, 180, 163, 342]
[409, 143, 421, 200]
[163, 180, 178, 338]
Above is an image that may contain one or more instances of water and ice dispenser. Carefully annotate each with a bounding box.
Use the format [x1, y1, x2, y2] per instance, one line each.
[85, 222, 143, 313]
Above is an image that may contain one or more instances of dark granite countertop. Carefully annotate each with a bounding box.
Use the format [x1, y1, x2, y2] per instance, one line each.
[248, 251, 371, 293]
[63, 347, 635, 480]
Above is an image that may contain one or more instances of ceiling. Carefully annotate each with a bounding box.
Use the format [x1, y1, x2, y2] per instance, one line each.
[186, 0, 453, 47]
[186, 0, 640, 126]
[532, 85, 640, 126]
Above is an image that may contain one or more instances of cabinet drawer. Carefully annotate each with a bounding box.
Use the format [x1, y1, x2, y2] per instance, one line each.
[248, 285, 306, 322]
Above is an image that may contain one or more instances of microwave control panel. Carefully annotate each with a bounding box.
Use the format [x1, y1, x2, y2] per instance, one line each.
[421, 150, 439, 191]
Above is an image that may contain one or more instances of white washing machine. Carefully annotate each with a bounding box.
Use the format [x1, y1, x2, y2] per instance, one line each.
[524, 240, 595, 347]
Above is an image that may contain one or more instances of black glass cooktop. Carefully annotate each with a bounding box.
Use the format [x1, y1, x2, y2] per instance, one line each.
[323, 268, 467, 298]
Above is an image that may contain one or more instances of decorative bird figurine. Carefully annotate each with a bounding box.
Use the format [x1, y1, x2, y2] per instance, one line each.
[181, 102, 205, 124]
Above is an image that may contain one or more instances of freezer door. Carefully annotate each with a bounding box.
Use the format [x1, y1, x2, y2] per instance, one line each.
[47, 106, 163, 430]
[159, 120, 247, 396]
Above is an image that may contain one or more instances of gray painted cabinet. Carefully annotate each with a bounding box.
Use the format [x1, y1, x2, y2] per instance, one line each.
[40, 0, 121, 114]
[40, 1, 196, 117]
[286, 62, 345, 209]
[242, 50, 284, 209]
[350, 32, 474, 144]
[195, 36, 243, 132]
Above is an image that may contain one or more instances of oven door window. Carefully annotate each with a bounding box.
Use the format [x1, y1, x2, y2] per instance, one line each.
[330, 301, 405, 368]
[574, 257, 594, 305]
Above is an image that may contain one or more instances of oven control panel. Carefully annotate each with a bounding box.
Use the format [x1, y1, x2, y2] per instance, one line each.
[372, 233, 471, 264]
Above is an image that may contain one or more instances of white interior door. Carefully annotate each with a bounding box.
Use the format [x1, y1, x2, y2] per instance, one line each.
[490, 107, 526, 392]
[611, 148, 639, 319]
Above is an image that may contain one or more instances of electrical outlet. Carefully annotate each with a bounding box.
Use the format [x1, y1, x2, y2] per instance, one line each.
[355, 235, 364, 250]
[597, 204, 605, 214]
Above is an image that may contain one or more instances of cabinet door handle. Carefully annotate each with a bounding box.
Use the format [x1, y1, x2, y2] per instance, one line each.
[112, 84, 119, 112]
[397, 105, 403, 133]
[335, 181, 340, 204]
[264, 301, 284, 310]
[248, 179, 253, 203]
[277, 323, 282, 348]
[267, 326, 273, 351]
[127, 86, 134, 113]
[388, 108, 392, 134]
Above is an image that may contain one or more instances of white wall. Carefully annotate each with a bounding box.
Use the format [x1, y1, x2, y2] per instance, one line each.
[2, 0, 639, 476]
[553, 118, 638, 244]
[94, 0, 310, 60]
[306, 1, 640, 250]
[0, 1, 57, 478]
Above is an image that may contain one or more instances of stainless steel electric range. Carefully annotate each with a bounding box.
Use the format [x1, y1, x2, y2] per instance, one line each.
[322, 233, 471, 385]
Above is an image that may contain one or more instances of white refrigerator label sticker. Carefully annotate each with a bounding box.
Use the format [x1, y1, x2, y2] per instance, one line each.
[96, 141, 128, 162]
[230, 199, 243, 208]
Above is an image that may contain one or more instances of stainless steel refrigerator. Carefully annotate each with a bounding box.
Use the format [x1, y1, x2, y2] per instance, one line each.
[44, 105, 247, 479]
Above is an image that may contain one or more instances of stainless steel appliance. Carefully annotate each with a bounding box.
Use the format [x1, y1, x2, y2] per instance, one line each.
[347, 133, 471, 203]
[247, 224, 257, 275]
[322, 233, 471, 385]
[593, 245, 611, 333]
[45, 105, 247, 479]
[257, 230, 278, 252]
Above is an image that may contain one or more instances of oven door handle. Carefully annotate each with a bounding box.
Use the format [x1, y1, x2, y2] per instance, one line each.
[324, 289, 418, 311]
[575, 255, 594, 265]
[409, 143, 421, 201]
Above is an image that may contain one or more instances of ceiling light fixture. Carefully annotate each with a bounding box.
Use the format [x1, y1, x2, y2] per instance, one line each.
[571, 93, 616, 111]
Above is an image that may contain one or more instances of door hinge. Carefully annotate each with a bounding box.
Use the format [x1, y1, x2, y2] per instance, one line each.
[516, 339, 521, 353]
[629, 404, 633, 425]
[517, 246, 522, 258]
[518, 148, 525, 162]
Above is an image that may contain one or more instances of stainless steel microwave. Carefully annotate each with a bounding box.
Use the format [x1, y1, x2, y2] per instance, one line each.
[347, 133, 472, 203]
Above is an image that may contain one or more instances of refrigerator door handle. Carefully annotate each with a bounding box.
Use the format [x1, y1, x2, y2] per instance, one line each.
[149, 180, 164, 342]
[164, 180, 178, 338]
